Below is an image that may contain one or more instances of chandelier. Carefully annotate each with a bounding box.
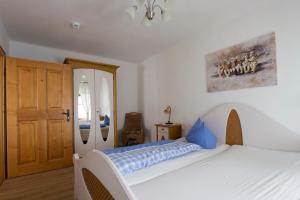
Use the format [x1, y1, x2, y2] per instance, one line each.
[127, 0, 171, 26]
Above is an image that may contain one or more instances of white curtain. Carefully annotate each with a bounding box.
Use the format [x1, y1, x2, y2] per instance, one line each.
[100, 78, 111, 117]
[79, 82, 91, 120]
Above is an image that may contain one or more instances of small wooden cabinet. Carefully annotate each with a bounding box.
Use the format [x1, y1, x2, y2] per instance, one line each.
[155, 124, 182, 141]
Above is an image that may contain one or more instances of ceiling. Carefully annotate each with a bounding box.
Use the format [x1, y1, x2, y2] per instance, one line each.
[0, 0, 270, 63]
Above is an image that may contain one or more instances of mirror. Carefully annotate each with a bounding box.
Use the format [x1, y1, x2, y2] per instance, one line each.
[97, 77, 111, 142]
[78, 75, 92, 144]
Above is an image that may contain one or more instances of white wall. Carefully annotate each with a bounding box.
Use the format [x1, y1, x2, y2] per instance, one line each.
[9, 41, 139, 133]
[0, 17, 9, 52]
[141, 0, 300, 140]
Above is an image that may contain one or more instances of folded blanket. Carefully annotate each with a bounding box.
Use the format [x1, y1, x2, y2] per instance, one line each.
[106, 141, 202, 176]
[103, 140, 174, 155]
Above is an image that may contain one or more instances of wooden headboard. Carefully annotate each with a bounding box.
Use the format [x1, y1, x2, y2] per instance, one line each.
[226, 109, 243, 146]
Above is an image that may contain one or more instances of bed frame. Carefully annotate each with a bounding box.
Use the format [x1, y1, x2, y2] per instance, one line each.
[74, 103, 300, 200]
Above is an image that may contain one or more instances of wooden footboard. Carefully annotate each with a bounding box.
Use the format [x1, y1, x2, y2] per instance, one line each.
[82, 168, 114, 200]
[73, 151, 136, 200]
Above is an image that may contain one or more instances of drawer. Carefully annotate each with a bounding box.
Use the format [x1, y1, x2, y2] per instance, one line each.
[156, 124, 182, 141]
[157, 126, 169, 134]
[158, 131, 169, 141]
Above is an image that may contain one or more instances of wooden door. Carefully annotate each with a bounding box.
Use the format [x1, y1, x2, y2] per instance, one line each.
[6, 58, 73, 177]
[0, 47, 5, 184]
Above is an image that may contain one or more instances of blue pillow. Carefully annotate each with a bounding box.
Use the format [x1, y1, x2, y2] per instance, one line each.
[104, 115, 110, 126]
[186, 119, 217, 149]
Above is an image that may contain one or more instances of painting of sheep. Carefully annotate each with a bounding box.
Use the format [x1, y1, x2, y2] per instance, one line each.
[206, 32, 277, 93]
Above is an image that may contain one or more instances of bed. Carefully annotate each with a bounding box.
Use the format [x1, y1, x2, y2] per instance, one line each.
[74, 103, 300, 200]
[132, 145, 300, 200]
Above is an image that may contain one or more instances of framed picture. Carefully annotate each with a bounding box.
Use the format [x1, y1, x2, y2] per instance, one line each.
[206, 32, 277, 93]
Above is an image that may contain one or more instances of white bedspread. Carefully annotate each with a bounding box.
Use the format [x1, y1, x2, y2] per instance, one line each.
[126, 144, 229, 186]
[131, 145, 300, 200]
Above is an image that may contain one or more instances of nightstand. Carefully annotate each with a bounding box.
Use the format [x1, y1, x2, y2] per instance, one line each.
[155, 124, 182, 141]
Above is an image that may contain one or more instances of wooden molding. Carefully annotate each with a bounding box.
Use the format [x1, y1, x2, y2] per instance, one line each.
[64, 58, 119, 74]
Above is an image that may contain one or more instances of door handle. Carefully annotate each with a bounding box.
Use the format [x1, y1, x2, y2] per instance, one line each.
[62, 109, 70, 121]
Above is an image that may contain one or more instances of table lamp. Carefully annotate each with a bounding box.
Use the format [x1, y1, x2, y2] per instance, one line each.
[164, 105, 173, 124]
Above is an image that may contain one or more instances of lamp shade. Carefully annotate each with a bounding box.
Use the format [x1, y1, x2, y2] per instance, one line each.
[127, 6, 138, 20]
[164, 106, 172, 114]
[161, 10, 171, 22]
[135, 0, 145, 7]
[143, 16, 152, 27]
[163, 0, 171, 10]
[127, 0, 171, 25]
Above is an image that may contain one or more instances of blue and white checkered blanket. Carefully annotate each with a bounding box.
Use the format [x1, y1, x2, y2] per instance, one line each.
[105, 141, 202, 176]
[103, 140, 174, 155]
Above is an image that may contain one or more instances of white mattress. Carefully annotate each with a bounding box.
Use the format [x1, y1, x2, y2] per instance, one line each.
[131, 145, 300, 200]
[125, 144, 230, 186]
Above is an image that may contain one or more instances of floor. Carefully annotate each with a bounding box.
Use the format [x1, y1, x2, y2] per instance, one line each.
[0, 167, 74, 200]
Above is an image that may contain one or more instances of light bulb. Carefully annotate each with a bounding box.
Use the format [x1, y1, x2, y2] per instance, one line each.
[126, 6, 138, 20]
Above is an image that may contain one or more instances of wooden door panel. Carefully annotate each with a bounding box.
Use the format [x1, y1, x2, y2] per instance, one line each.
[37, 68, 47, 112]
[38, 120, 47, 162]
[47, 69, 65, 121]
[18, 121, 38, 164]
[7, 58, 73, 177]
[6, 59, 18, 115]
[47, 70, 63, 109]
[47, 120, 64, 160]
[18, 112, 48, 121]
[7, 99, 18, 176]
[18, 66, 38, 110]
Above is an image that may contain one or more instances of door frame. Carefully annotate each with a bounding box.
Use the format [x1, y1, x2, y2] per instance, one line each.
[64, 58, 119, 147]
[0, 46, 6, 184]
